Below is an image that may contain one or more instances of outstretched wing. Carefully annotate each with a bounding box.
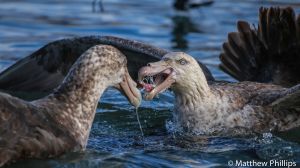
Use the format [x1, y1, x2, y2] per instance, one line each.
[0, 36, 213, 93]
[220, 7, 300, 87]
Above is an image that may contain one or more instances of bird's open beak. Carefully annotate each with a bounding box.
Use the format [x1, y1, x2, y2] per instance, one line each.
[138, 61, 176, 100]
[115, 69, 142, 107]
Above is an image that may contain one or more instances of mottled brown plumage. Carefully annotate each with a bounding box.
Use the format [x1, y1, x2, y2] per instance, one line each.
[0, 45, 141, 166]
[138, 52, 300, 135]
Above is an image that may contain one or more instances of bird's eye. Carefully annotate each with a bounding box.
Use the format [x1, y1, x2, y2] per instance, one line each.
[179, 59, 187, 65]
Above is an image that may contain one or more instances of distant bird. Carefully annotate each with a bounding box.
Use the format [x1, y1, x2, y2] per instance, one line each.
[173, 0, 214, 11]
[92, 0, 104, 13]
[138, 7, 300, 136]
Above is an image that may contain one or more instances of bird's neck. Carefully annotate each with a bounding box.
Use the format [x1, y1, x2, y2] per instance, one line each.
[173, 78, 212, 113]
[172, 74, 220, 133]
[34, 49, 112, 149]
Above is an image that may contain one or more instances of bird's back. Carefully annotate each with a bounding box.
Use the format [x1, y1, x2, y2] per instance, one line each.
[208, 81, 290, 132]
[0, 92, 74, 166]
[210, 81, 283, 107]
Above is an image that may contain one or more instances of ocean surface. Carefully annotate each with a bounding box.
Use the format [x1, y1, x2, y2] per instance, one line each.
[0, 0, 300, 167]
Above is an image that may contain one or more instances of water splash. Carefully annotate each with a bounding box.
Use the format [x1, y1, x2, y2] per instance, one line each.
[256, 133, 297, 160]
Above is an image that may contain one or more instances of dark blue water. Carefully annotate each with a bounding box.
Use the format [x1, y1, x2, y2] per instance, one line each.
[1, 0, 300, 167]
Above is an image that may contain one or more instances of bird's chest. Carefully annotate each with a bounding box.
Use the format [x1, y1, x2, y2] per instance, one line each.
[173, 100, 231, 134]
[174, 98, 274, 135]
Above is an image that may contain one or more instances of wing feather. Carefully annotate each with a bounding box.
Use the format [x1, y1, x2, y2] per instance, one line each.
[0, 36, 214, 93]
